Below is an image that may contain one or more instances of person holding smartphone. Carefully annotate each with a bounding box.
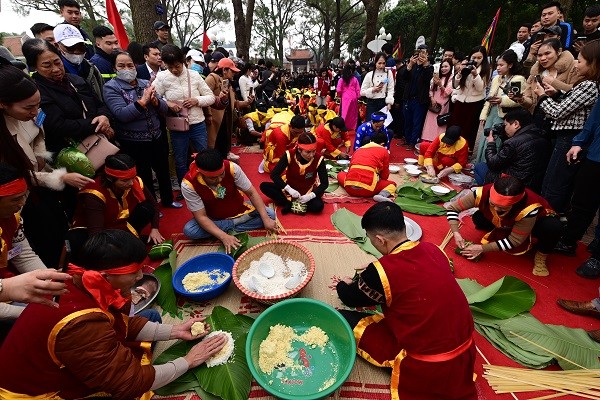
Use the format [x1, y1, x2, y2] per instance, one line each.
[360, 52, 395, 122]
[571, 5, 600, 56]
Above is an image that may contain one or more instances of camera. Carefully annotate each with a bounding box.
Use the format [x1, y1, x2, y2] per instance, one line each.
[483, 123, 506, 139]
[501, 82, 522, 96]
[463, 60, 477, 71]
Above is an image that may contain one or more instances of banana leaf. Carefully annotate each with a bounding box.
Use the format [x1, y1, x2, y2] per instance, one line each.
[331, 208, 382, 257]
[154, 307, 255, 399]
[466, 276, 535, 319]
[193, 307, 254, 400]
[456, 278, 484, 296]
[396, 186, 429, 201]
[397, 182, 457, 204]
[326, 181, 339, 192]
[500, 315, 600, 370]
[218, 234, 268, 260]
[154, 250, 181, 318]
[394, 196, 446, 216]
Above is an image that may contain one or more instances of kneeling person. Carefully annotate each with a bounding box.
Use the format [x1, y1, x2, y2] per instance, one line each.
[336, 202, 476, 399]
[418, 125, 469, 178]
[182, 149, 277, 252]
[260, 133, 328, 215]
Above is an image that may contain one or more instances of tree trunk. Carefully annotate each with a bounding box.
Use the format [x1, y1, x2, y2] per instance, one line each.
[323, 17, 331, 65]
[232, 0, 255, 60]
[332, 0, 341, 61]
[130, 0, 165, 43]
[360, 0, 382, 62]
[429, 0, 443, 51]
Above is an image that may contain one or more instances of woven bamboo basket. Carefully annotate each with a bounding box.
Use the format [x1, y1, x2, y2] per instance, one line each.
[232, 240, 315, 305]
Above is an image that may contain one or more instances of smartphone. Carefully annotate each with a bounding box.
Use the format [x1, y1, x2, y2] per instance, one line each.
[381, 77, 389, 85]
[535, 74, 543, 85]
[249, 87, 254, 97]
[535, 33, 546, 42]
[413, 49, 420, 57]
[221, 79, 230, 91]
[53, 240, 71, 303]
[576, 35, 588, 42]
[510, 82, 522, 96]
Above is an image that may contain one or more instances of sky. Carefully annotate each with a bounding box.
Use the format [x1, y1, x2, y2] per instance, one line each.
[0, 8, 63, 36]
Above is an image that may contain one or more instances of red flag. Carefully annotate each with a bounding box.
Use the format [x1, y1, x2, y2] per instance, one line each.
[202, 32, 212, 53]
[106, 0, 129, 49]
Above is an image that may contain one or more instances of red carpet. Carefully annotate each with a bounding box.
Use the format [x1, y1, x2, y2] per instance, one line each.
[153, 140, 598, 400]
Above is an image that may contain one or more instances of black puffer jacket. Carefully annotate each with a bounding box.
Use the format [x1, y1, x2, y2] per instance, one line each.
[484, 124, 551, 193]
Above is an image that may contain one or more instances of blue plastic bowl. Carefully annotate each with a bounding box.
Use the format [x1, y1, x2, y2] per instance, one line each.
[172, 252, 235, 301]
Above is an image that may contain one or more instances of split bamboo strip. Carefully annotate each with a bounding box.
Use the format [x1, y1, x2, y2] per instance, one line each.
[507, 331, 588, 370]
[477, 347, 520, 400]
[440, 223, 462, 250]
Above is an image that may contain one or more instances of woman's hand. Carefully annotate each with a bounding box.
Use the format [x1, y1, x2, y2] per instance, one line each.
[533, 82, 546, 97]
[453, 231, 466, 249]
[148, 228, 165, 244]
[92, 115, 110, 133]
[437, 167, 454, 178]
[566, 146, 582, 164]
[426, 165, 436, 177]
[184, 333, 227, 368]
[470, 67, 479, 77]
[487, 96, 501, 105]
[373, 83, 384, 93]
[171, 316, 210, 340]
[182, 97, 199, 108]
[168, 101, 182, 113]
[461, 243, 483, 260]
[542, 75, 555, 86]
[1, 269, 71, 307]
[138, 86, 154, 107]
[62, 173, 94, 189]
[543, 83, 558, 96]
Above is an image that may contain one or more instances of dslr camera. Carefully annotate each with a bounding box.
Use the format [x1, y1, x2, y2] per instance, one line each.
[463, 60, 477, 71]
[483, 123, 506, 139]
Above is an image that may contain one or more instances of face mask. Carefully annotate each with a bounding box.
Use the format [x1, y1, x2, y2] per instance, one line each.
[117, 69, 137, 82]
[63, 52, 85, 65]
[190, 63, 203, 74]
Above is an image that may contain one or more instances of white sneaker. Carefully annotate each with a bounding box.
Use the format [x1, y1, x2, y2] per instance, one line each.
[227, 152, 240, 162]
[258, 160, 265, 174]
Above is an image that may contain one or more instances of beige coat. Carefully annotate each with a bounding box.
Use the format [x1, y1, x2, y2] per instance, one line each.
[204, 72, 244, 149]
[479, 74, 527, 120]
[522, 51, 580, 112]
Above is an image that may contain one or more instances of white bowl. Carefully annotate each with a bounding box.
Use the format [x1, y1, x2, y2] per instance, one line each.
[404, 158, 418, 165]
[336, 159, 350, 166]
[404, 164, 419, 171]
[431, 185, 451, 196]
[407, 169, 421, 177]
[389, 165, 401, 173]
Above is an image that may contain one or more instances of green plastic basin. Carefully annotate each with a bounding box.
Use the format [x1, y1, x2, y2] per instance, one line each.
[246, 298, 356, 399]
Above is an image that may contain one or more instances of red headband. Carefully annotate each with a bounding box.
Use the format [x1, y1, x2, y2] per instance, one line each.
[298, 143, 318, 151]
[0, 178, 27, 196]
[105, 167, 137, 179]
[490, 186, 525, 207]
[68, 262, 142, 311]
[190, 163, 225, 178]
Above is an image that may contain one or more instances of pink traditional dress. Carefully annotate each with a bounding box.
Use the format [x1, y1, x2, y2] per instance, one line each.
[336, 76, 361, 131]
[420, 76, 453, 142]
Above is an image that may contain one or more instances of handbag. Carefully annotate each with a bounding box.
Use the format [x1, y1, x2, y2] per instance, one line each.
[436, 113, 451, 126]
[165, 69, 192, 131]
[428, 103, 442, 113]
[77, 133, 119, 170]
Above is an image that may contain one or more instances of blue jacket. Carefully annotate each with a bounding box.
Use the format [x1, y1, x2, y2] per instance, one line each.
[90, 48, 116, 80]
[572, 99, 600, 162]
[353, 121, 391, 151]
[102, 77, 168, 142]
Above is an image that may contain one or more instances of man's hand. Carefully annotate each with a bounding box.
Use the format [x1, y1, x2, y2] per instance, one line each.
[249, 130, 261, 138]
[573, 40, 585, 53]
[220, 234, 241, 254]
[148, 228, 165, 245]
[92, 115, 110, 133]
[437, 167, 454, 178]
[461, 243, 483, 260]
[184, 333, 227, 368]
[566, 146, 582, 164]
[486, 129, 495, 143]
[263, 217, 278, 234]
[2, 269, 71, 307]
[426, 165, 436, 177]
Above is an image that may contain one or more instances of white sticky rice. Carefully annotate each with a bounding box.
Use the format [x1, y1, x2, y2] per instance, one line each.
[205, 330, 235, 367]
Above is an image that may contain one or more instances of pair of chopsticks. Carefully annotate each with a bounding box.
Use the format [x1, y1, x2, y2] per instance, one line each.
[271, 204, 287, 236]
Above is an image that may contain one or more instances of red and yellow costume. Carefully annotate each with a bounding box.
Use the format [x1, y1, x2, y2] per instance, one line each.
[337, 142, 396, 197]
[342, 241, 476, 399]
[418, 133, 469, 173]
[282, 150, 323, 195]
[315, 108, 337, 126]
[0, 264, 154, 399]
[314, 123, 350, 159]
[0, 212, 20, 277]
[182, 160, 254, 220]
[474, 185, 554, 254]
[262, 111, 302, 173]
[74, 175, 146, 237]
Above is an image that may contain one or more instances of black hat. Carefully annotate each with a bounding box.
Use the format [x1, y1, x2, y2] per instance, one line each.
[210, 51, 225, 63]
[153, 21, 170, 30]
[540, 25, 562, 36]
[441, 126, 461, 145]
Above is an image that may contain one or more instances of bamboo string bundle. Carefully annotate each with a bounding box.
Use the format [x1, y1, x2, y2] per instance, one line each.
[483, 365, 600, 399]
[440, 223, 462, 250]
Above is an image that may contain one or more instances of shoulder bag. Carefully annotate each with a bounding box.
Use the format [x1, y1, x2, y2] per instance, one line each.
[165, 69, 191, 131]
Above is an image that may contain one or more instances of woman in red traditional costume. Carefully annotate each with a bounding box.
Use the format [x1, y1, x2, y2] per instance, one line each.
[418, 125, 469, 178]
[260, 133, 328, 215]
[0, 229, 227, 399]
[444, 175, 563, 276]
[336, 202, 476, 399]
[73, 153, 165, 244]
[314, 116, 351, 160]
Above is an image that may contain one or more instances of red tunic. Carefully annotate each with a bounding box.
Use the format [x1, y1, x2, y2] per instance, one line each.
[283, 150, 323, 195]
[74, 176, 146, 236]
[182, 161, 254, 220]
[474, 185, 554, 254]
[0, 280, 153, 399]
[0, 213, 19, 277]
[314, 123, 350, 158]
[337, 142, 396, 196]
[355, 241, 476, 399]
[263, 125, 297, 173]
[419, 134, 469, 172]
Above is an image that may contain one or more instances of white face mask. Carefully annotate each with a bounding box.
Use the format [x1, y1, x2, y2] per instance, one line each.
[63, 52, 85, 65]
[117, 69, 137, 82]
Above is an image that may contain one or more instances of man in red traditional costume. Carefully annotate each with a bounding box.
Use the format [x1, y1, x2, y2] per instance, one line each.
[73, 154, 165, 245]
[337, 133, 396, 202]
[444, 175, 563, 276]
[182, 149, 277, 253]
[418, 125, 469, 179]
[314, 116, 351, 160]
[0, 162, 48, 322]
[261, 114, 306, 174]
[336, 202, 476, 399]
[260, 133, 328, 215]
[0, 229, 227, 399]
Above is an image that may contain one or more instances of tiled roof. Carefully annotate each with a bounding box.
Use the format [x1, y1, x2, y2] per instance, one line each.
[286, 49, 313, 60]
